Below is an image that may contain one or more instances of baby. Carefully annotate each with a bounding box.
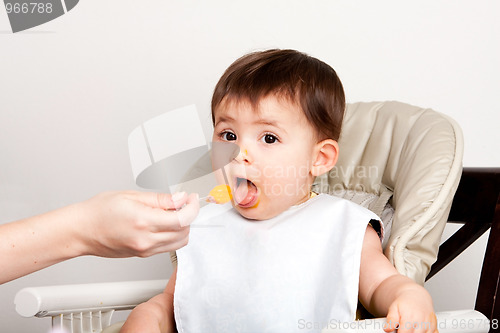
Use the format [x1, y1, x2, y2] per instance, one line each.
[121, 49, 437, 333]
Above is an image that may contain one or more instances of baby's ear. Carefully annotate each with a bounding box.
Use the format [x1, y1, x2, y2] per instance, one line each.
[311, 139, 339, 177]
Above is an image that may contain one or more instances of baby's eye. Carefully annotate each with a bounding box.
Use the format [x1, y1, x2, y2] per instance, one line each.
[221, 131, 237, 141]
[261, 133, 279, 144]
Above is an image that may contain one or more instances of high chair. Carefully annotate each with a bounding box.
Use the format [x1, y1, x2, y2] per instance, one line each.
[14, 101, 498, 333]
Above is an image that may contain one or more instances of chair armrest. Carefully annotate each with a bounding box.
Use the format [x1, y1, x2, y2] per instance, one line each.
[321, 310, 490, 333]
[15, 279, 168, 318]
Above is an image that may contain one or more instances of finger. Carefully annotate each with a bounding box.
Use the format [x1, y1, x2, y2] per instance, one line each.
[407, 313, 437, 333]
[144, 193, 199, 231]
[137, 191, 188, 210]
[176, 193, 200, 227]
[150, 235, 190, 255]
[384, 303, 400, 332]
[427, 313, 438, 333]
[171, 192, 189, 209]
[140, 228, 190, 256]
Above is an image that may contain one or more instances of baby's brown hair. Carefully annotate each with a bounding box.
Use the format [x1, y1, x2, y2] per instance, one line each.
[211, 49, 345, 141]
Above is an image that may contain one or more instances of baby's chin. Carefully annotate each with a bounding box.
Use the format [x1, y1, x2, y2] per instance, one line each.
[233, 192, 312, 221]
[234, 202, 287, 221]
[237, 209, 278, 221]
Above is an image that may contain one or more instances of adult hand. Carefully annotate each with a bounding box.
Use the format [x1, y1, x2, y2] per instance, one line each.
[80, 191, 199, 258]
[0, 191, 199, 284]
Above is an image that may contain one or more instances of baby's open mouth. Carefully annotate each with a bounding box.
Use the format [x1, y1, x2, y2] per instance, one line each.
[233, 177, 259, 208]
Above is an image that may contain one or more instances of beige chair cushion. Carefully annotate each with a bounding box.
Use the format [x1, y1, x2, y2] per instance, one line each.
[312, 187, 394, 249]
[317, 101, 463, 285]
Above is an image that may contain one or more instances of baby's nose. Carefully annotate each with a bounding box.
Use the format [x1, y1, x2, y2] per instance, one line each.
[234, 147, 252, 164]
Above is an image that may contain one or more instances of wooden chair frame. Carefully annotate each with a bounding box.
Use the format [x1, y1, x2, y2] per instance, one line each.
[427, 167, 500, 332]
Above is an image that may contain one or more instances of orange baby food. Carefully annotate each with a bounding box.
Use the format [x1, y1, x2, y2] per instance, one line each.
[208, 184, 232, 204]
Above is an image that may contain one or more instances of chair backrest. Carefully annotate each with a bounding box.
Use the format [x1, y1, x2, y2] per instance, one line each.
[427, 167, 500, 328]
[315, 101, 464, 285]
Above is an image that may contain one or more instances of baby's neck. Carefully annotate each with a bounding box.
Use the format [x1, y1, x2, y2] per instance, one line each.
[293, 191, 317, 206]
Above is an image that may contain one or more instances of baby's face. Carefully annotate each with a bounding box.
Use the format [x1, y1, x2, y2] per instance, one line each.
[212, 95, 319, 220]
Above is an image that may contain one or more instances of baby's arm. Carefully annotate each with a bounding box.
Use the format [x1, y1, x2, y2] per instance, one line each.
[358, 226, 437, 333]
[120, 268, 178, 333]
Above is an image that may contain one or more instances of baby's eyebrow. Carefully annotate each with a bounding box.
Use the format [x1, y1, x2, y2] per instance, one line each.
[254, 119, 288, 135]
[254, 119, 279, 127]
[214, 115, 235, 126]
[215, 115, 285, 133]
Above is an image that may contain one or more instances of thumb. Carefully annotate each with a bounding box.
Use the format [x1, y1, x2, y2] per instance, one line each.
[176, 193, 200, 227]
[137, 191, 188, 210]
[384, 302, 400, 332]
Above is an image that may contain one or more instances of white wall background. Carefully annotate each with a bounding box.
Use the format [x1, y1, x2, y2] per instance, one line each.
[1, 1, 499, 332]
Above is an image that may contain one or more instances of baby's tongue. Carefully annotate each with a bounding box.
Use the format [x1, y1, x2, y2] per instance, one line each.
[234, 179, 258, 206]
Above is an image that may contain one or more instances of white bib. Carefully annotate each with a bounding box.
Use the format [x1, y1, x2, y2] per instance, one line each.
[174, 194, 379, 333]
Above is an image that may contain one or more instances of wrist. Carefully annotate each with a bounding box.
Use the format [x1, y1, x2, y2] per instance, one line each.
[60, 201, 95, 257]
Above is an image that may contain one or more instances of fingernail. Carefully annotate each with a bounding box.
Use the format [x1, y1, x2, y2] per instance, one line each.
[172, 192, 186, 203]
[179, 215, 191, 227]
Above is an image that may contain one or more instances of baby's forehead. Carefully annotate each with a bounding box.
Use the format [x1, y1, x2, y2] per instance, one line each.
[214, 94, 303, 118]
